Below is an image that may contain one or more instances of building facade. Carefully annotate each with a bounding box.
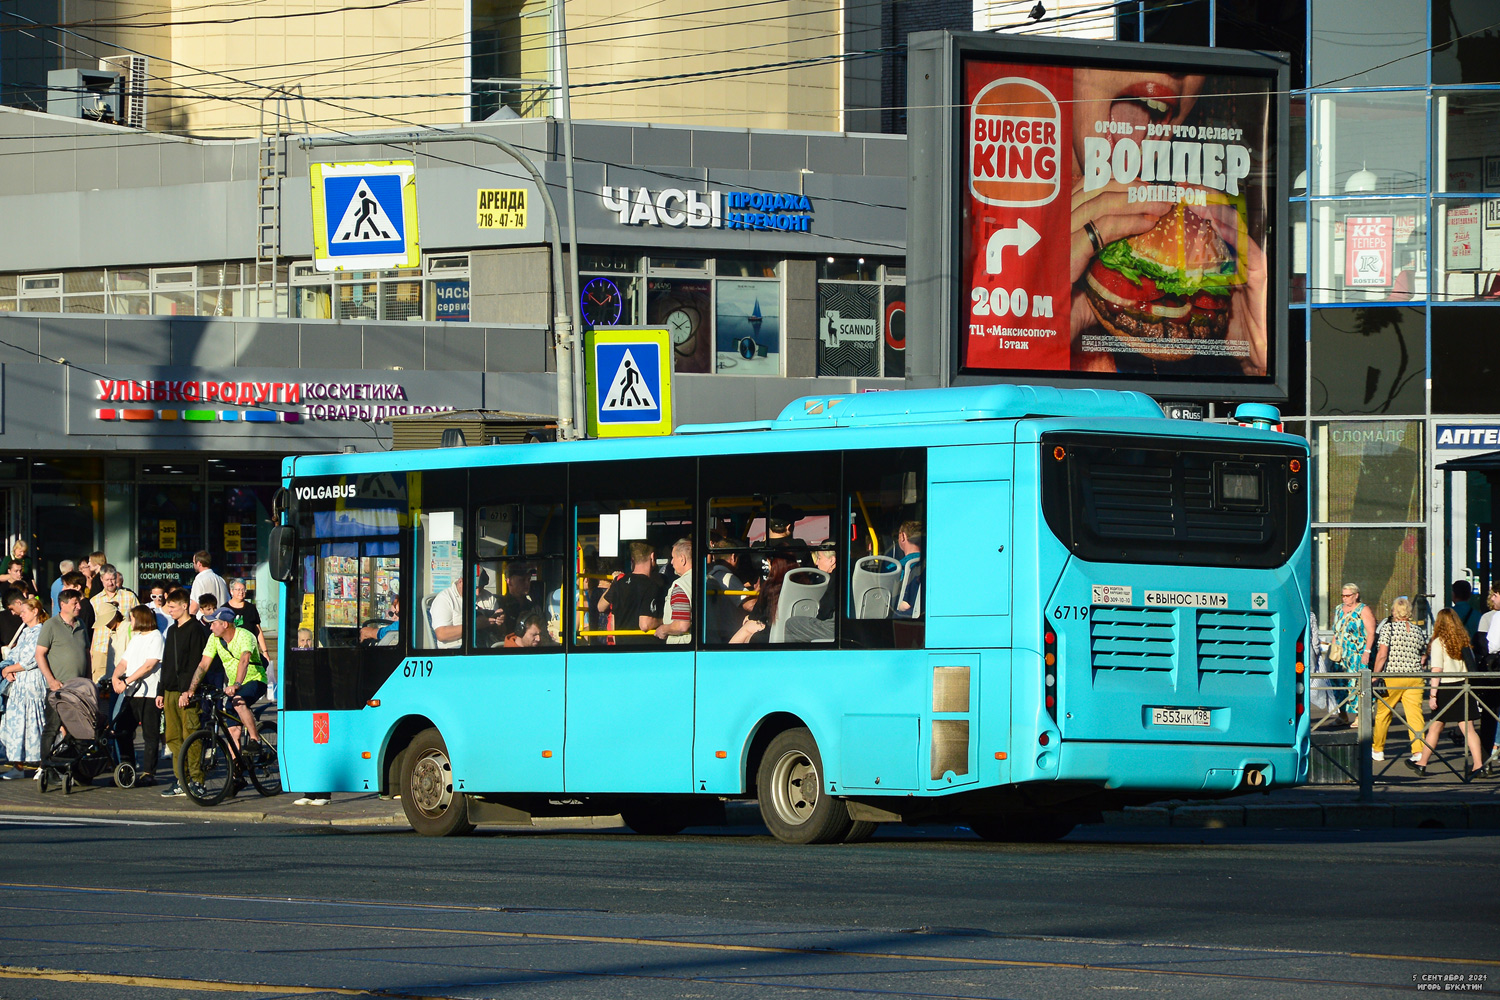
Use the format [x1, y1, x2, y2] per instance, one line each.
[11, 2, 1500, 640]
[1117, 0, 1500, 623]
[2, 0, 975, 135]
[0, 108, 910, 614]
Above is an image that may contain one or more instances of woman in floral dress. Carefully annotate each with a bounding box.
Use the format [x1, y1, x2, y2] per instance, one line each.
[0, 597, 49, 773]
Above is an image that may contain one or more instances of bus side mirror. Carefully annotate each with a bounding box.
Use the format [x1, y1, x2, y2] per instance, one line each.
[269, 525, 297, 583]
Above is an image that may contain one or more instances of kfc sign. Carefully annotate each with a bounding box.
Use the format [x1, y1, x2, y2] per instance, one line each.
[1344, 216, 1393, 288]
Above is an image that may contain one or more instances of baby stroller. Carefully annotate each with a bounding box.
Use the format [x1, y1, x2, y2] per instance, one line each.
[38, 677, 137, 794]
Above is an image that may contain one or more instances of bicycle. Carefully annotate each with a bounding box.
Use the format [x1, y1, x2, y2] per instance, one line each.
[180, 687, 281, 806]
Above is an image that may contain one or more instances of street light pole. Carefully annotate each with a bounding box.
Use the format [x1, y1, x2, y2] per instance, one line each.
[553, 0, 586, 430]
[299, 130, 578, 440]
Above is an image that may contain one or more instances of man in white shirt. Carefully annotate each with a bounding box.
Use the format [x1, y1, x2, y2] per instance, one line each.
[428, 570, 497, 649]
[188, 551, 229, 616]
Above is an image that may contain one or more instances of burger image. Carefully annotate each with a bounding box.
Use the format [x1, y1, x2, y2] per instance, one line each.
[1082, 202, 1241, 362]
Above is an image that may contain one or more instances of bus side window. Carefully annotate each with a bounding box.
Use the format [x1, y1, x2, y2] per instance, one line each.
[571, 458, 695, 649]
[699, 452, 839, 646]
[411, 468, 469, 653]
[476, 501, 567, 649]
[844, 448, 926, 649]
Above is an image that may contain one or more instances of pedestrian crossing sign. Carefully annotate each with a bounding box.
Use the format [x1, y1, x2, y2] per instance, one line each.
[586, 328, 673, 438]
[310, 160, 420, 272]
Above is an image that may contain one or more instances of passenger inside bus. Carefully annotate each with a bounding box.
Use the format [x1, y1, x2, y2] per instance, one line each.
[779, 544, 838, 643]
[431, 568, 497, 649]
[597, 542, 665, 645]
[729, 553, 800, 644]
[705, 532, 747, 643]
[895, 520, 923, 619]
[655, 538, 693, 644]
[496, 563, 538, 635]
[505, 612, 547, 648]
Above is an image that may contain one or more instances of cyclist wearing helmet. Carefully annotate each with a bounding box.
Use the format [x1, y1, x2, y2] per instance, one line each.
[178, 606, 266, 752]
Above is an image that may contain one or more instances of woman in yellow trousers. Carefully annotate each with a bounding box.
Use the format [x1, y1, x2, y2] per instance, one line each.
[1372, 597, 1429, 762]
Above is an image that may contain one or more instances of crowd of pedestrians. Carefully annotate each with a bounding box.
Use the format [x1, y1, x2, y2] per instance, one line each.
[1318, 579, 1500, 778]
[0, 547, 278, 796]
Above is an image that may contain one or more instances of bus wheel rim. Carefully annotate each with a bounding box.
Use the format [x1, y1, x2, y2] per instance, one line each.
[411, 749, 454, 817]
[769, 749, 819, 826]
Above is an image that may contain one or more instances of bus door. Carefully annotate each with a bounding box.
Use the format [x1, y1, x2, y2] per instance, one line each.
[925, 445, 1014, 647]
[566, 461, 697, 793]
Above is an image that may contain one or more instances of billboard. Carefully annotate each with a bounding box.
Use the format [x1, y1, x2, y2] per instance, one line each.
[907, 33, 1289, 400]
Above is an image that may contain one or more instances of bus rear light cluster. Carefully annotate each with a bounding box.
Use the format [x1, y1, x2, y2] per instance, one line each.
[1294, 633, 1306, 717]
[1043, 621, 1058, 717]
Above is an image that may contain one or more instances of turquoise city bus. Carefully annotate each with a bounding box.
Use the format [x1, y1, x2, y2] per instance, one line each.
[269, 385, 1312, 842]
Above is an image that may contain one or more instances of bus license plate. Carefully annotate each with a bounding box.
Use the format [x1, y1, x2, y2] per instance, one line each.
[1151, 707, 1211, 727]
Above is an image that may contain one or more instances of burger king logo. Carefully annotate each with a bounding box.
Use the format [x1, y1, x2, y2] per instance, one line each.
[970, 77, 1062, 208]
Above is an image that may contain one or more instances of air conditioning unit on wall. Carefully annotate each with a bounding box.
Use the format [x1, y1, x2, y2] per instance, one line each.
[46, 67, 122, 123]
[99, 54, 148, 129]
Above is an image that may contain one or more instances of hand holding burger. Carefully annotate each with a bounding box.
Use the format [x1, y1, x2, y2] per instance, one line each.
[1080, 201, 1242, 363]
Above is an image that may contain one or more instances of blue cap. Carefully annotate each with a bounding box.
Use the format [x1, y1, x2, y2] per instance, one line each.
[208, 606, 236, 623]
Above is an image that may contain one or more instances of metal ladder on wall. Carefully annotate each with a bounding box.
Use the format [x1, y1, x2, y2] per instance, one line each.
[253, 91, 307, 317]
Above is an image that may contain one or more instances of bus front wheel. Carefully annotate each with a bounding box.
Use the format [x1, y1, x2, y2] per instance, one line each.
[756, 728, 853, 845]
[400, 728, 475, 837]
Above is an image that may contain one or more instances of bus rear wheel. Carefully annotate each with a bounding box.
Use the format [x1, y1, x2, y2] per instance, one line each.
[756, 728, 852, 845]
[966, 815, 1076, 843]
[400, 728, 474, 837]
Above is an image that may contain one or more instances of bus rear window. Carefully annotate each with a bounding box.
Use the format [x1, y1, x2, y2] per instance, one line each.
[1040, 434, 1306, 569]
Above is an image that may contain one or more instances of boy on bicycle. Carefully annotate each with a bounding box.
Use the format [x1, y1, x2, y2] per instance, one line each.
[178, 606, 266, 753]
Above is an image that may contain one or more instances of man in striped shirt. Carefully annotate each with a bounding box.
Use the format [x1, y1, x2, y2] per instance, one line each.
[656, 538, 693, 645]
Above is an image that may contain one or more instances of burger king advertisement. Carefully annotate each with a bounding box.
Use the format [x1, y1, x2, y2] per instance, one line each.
[909, 34, 1288, 398]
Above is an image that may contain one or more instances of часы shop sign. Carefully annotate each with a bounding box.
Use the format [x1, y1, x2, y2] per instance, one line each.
[600, 186, 814, 233]
[95, 379, 455, 423]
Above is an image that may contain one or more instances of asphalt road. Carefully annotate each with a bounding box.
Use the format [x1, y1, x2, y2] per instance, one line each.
[0, 818, 1494, 1000]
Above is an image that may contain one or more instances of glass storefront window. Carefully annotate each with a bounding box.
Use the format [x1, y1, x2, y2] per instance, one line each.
[1292, 200, 1308, 305]
[197, 287, 241, 317]
[1433, 0, 1500, 85]
[64, 295, 105, 314]
[1434, 91, 1500, 191]
[714, 278, 779, 375]
[109, 269, 148, 292]
[1431, 306, 1500, 413]
[152, 291, 196, 315]
[1310, 307, 1426, 415]
[820, 257, 878, 281]
[337, 281, 379, 321]
[138, 484, 205, 594]
[1314, 526, 1426, 627]
[209, 483, 278, 625]
[1432, 197, 1500, 301]
[717, 258, 778, 279]
[1309, 0, 1427, 88]
[1309, 199, 1427, 304]
[296, 285, 333, 319]
[1313, 420, 1425, 522]
[198, 264, 242, 286]
[33, 457, 103, 480]
[649, 256, 709, 272]
[64, 271, 103, 294]
[647, 277, 712, 374]
[818, 281, 881, 377]
[579, 273, 639, 329]
[382, 280, 423, 322]
[1311, 92, 1427, 197]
